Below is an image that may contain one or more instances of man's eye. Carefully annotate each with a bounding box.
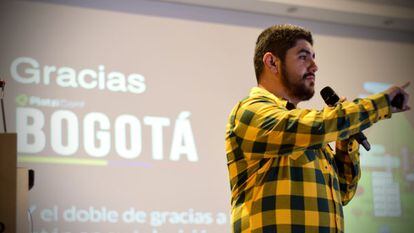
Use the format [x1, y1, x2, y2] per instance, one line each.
[299, 55, 307, 60]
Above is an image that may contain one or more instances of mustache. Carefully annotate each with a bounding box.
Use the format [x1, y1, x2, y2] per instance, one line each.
[303, 72, 315, 79]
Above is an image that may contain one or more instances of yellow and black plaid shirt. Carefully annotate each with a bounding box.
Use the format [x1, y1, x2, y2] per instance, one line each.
[225, 87, 391, 233]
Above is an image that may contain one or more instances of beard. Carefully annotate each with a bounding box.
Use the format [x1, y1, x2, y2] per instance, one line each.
[280, 62, 315, 101]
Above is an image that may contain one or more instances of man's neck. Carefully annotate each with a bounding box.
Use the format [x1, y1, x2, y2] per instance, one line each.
[258, 83, 299, 107]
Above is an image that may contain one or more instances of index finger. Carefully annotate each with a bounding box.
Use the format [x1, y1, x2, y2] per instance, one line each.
[401, 81, 410, 89]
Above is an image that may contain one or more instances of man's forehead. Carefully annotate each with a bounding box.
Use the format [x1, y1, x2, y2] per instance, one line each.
[292, 39, 315, 54]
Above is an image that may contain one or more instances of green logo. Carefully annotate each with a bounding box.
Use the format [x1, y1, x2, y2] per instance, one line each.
[15, 94, 29, 106]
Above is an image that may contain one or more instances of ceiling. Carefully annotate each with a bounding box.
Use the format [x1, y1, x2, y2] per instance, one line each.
[155, 0, 414, 32]
[346, 0, 414, 8]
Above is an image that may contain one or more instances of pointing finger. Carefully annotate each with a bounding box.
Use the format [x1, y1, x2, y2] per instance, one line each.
[401, 81, 410, 89]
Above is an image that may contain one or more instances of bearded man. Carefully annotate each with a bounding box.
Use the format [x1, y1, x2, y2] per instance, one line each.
[225, 24, 410, 233]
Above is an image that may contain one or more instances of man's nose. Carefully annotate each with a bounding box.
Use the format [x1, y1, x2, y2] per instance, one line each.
[309, 60, 318, 73]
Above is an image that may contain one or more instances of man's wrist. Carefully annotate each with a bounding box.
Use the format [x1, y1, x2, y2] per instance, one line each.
[369, 92, 392, 121]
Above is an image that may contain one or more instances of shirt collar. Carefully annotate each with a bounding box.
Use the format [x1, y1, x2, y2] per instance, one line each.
[249, 87, 296, 110]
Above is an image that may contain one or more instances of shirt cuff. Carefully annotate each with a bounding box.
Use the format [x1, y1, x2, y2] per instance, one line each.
[367, 93, 392, 122]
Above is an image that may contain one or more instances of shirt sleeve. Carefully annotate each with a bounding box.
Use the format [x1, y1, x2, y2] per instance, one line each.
[334, 138, 361, 205]
[233, 93, 391, 159]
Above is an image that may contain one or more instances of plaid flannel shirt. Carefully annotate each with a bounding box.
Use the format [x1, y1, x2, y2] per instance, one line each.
[225, 87, 391, 233]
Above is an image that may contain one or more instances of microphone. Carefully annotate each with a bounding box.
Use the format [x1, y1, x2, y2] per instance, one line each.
[320, 86, 371, 151]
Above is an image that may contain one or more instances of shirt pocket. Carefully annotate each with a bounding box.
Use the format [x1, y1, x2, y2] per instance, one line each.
[289, 150, 317, 166]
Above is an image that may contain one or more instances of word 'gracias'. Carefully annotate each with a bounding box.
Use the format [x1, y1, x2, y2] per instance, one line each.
[11, 57, 146, 94]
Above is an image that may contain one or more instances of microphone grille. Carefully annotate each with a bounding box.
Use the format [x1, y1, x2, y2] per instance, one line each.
[320, 86, 339, 106]
[320, 86, 334, 101]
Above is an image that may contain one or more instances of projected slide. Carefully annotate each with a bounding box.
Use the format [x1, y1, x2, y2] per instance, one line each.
[1, 1, 413, 233]
[10, 56, 228, 232]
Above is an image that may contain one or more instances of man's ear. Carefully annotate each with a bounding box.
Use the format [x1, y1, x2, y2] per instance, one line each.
[263, 52, 279, 74]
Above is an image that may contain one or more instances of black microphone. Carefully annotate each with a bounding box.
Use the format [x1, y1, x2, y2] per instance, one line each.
[320, 86, 371, 151]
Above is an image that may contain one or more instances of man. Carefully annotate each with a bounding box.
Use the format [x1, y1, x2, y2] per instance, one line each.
[225, 24, 410, 233]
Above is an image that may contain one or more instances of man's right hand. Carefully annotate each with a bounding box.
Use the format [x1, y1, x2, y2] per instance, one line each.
[384, 82, 411, 113]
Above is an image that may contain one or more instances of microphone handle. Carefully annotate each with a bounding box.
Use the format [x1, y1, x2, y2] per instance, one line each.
[352, 132, 371, 151]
